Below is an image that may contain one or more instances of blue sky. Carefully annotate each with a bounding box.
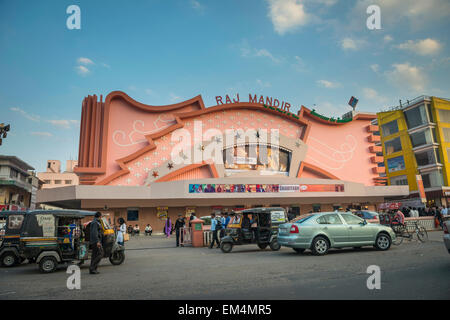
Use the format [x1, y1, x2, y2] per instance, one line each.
[1, 0, 449, 172]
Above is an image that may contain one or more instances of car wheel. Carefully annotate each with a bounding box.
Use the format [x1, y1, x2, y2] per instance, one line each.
[220, 242, 233, 253]
[269, 240, 281, 251]
[1, 252, 18, 267]
[257, 243, 268, 250]
[375, 233, 391, 251]
[293, 248, 305, 254]
[109, 251, 125, 265]
[39, 256, 58, 273]
[311, 236, 329, 256]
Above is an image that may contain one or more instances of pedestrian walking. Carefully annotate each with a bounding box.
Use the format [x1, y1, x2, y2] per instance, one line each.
[89, 212, 104, 275]
[174, 214, 185, 247]
[116, 217, 127, 246]
[209, 213, 221, 249]
[165, 217, 172, 238]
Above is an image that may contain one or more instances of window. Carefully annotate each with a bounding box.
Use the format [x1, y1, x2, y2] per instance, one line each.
[9, 168, 18, 179]
[65, 180, 72, 185]
[415, 149, 440, 166]
[410, 129, 434, 148]
[442, 128, 450, 142]
[54, 180, 61, 184]
[384, 137, 402, 155]
[390, 175, 408, 186]
[127, 209, 139, 221]
[381, 120, 398, 136]
[341, 214, 364, 225]
[422, 170, 444, 188]
[8, 215, 24, 230]
[387, 156, 405, 173]
[316, 214, 342, 225]
[312, 204, 321, 213]
[404, 105, 429, 129]
[44, 180, 51, 184]
[438, 109, 450, 123]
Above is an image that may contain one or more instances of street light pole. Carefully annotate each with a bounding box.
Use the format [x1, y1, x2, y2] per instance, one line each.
[0, 123, 11, 146]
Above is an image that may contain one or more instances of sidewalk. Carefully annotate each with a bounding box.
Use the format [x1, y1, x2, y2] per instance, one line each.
[124, 234, 180, 250]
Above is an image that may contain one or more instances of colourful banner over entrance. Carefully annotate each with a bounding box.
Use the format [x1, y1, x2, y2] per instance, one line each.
[188, 184, 345, 193]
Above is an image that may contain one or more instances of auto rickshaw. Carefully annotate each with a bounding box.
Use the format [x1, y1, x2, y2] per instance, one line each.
[0, 211, 28, 267]
[219, 207, 287, 253]
[18, 210, 125, 273]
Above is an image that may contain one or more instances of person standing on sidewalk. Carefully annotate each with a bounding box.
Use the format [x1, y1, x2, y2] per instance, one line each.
[116, 217, 126, 246]
[174, 214, 185, 247]
[209, 213, 221, 249]
[89, 212, 104, 275]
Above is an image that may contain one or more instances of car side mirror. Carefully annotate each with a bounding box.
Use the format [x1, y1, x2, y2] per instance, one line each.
[360, 220, 367, 225]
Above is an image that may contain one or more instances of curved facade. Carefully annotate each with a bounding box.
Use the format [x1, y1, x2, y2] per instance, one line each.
[37, 91, 409, 230]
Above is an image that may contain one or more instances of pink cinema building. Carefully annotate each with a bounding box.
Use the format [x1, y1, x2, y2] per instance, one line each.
[37, 91, 408, 231]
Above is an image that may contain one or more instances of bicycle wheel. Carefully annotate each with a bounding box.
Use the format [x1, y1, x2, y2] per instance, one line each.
[393, 233, 403, 245]
[416, 227, 428, 243]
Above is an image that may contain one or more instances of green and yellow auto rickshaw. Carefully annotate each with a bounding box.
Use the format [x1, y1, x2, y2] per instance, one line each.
[18, 210, 125, 273]
[220, 207, 287, 253]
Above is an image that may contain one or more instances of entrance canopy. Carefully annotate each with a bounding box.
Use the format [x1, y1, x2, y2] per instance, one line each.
[37, 177, 409, 209]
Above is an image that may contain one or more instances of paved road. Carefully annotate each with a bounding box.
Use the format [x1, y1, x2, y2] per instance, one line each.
[0, 232, 448, 300]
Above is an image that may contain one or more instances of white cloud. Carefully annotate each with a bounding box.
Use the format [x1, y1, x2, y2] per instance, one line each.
[267, 0, 310, 35]
[46, 120, 79, 129]
[385, 62, 426, 92]
[77, 57, 94, 65]
[190, 0, 204, 12]
[292, 55, 306, 71]
[314, 0, 337, 5]
[239, 39, 281, 63]
[170, 93, 182, 103]
[340, 37, 358, 50]
[396, 38, 442, 56]
[255, 49, 281, 63]
[316, 79, 340, 88]
[256, 79, 271, 88]
[75, 65, 90, 76]
[101, 63, 111, 69]
[370, 64, 379, 73]
[10, 107, 40, 122]
[384, 35, 393, 43]
[145, 89, 154, 95]
[31, 132, 52, 137]
[353, 0, 450, 28]
[363, 88, 387, 103]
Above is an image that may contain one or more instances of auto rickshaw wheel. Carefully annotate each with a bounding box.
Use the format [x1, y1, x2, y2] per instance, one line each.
[109, 251, 125, 265]
[269, 240, 281, 251]
[220, 242, 233, 253]
[39, 256, 58, 273]
[257, 243, 268, 250]
[1, 252, 18, 267]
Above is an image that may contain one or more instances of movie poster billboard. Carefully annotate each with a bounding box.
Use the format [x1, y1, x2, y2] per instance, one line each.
[157, 207, 168, 220]
[189, 184, 344, 193]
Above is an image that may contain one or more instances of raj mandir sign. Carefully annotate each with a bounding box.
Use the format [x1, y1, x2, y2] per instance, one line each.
[215, 93, 299, 120]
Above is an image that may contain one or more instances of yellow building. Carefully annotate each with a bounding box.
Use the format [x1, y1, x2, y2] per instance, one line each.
[377, 96, 450, 207]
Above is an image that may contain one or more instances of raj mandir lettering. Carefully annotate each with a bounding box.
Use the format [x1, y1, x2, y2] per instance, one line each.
[216, 94, 292, 112]
[215, 94, 299, 120]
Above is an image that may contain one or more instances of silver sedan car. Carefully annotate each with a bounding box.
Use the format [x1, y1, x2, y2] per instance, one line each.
[278, 212, 396, 255]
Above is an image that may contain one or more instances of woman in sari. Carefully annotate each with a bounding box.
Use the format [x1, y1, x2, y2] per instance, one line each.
[164, 217, 172, 238]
